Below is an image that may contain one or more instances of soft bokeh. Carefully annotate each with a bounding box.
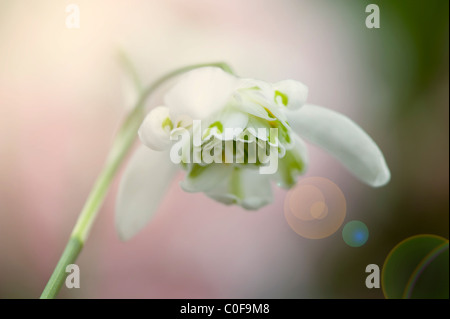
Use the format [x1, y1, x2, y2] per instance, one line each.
[0, 0, 448, 298]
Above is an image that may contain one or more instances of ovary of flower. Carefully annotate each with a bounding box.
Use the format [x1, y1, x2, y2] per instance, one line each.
[116, 67, 390, 240]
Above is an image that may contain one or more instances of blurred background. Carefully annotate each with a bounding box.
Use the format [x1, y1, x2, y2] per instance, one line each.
[0, 0, 448, 298]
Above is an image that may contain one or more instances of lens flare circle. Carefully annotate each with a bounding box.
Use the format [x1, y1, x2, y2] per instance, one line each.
[382, 234, 449, 299]
[284, 177, 346, 239]
[342, 220, 369, 247]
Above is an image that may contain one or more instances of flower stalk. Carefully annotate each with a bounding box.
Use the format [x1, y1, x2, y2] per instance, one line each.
[40, 61, 233, 299]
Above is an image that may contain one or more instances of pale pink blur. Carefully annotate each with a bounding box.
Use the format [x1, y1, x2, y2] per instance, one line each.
[0, 0, 387, 298]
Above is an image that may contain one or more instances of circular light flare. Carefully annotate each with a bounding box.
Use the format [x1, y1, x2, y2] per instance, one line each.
[342, 220, 369, 247]
[284, 177, 346, 239]
[287, 184, 325, 221]
[382, 234, 449, 299]
[310, 201, 328, 220]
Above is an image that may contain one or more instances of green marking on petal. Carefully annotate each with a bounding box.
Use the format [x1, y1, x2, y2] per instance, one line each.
[202, 121, 224, 140]
[268, 120, 290, 144]
[274, 90, 289, 107]
[208, 121, 224, 133]
[239, 86, 261, 92]
[277, 150, 305, 188]
[268, 127, 277, 145]
[264, 107, 276, 119]
[188, 164, 208, 179]
[161, 117, 173, 131]
[280, 123, 291, 144]
[230, 167, 243, 199]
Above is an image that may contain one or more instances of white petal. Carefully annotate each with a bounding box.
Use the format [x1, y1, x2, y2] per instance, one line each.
[234, 82, 289, 127]
[235, 96, 276, 121]
[236, 78, 272, 91]
[180, 164, 233, 193]
[116, 146, 177, 240]
[238, 169, 273, 209]
[273, 135, 309, 188]
[200, 108, 249, 141]
[164, 67, 238, 120]
[239, 116, 270, 141]
[287, 104, 390, 187]
[206, 167, 273, 209]
[138, 106, 172, 151]
[273, 80, 308, 109]
[294, 135, 309, 168]
[221, 108, 249, 131]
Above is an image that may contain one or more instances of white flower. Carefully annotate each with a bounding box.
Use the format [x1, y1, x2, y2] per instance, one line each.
[116, 67, 390, 240]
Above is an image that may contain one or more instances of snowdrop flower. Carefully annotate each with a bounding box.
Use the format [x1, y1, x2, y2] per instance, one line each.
[116, 67, 390, 240]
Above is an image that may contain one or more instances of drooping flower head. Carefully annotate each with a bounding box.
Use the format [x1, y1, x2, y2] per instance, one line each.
[116, 67, 390, 240]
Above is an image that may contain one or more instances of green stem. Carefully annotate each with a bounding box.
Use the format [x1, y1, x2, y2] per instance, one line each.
[39, 238, 83, 298]
[40, 61, 233, 299]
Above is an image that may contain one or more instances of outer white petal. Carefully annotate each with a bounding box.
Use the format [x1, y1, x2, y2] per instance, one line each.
[273, 80, 308, 109]
[164, 67, 238, 120]
[287, 104, 390, 187]
[138, 106, 172, 151]
[116, 146, 177, 240]
[206, 168, 273, 210]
